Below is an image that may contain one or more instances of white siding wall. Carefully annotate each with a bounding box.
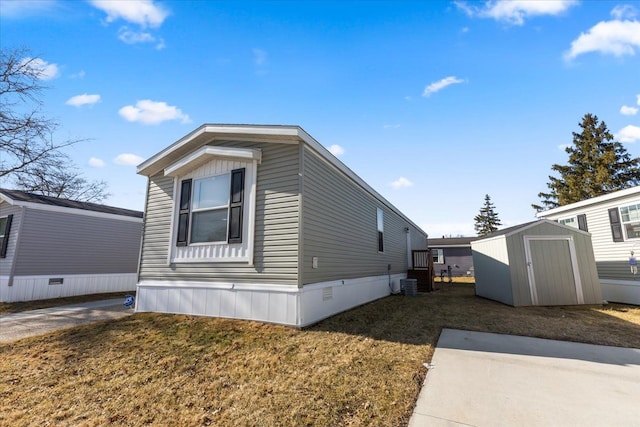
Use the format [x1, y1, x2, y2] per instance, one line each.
[0, 273, 136, 302]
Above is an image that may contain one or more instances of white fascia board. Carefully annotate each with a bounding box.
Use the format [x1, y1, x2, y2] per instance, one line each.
[536, 186, 640, 218]
[3, 200, 143, 223]
[137, 124, 299, 176]
[164, 146, 262, 177]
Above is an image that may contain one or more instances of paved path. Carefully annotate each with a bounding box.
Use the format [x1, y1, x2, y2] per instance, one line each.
[0, 299, 134, 343]
[409, 329, 640, 427]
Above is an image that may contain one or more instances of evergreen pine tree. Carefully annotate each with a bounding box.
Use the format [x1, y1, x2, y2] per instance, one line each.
[474, 194, 502, 237]
[533, 113, 640, 211]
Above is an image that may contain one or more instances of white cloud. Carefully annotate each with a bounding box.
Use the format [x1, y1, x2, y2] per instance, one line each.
[253, 48, 267, 66]
[88, 157, 106, 167]
[21, 57, 60, 80]
[455, 0, 578, 25]
[114, 153, 145, 166]
[383, 124, 401, 129]
[423, 76, 465, 97]
[620, 105, 639, 116]
[616, 125, 640, 142]
[118, 100, 191, 125]
[390, 177, 413, 189]
[89, 0, 169, 28]
[70, 70, 86, 79]
[66, 93, 101, 107]
[328, 144, 345, 157]
[564, 18, 640, 60]
[611, 4, 637, 20]
[0, 0, 57, 18]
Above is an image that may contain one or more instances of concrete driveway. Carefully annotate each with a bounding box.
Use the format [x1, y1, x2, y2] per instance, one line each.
[409, 329, 640, 427]
[0, 299, 134, 343]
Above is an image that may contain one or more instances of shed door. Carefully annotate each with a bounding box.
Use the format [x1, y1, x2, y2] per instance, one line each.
[524, 236, 584, 306]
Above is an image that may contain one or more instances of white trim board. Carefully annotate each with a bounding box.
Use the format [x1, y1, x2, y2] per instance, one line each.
[0, 198, 142, 223]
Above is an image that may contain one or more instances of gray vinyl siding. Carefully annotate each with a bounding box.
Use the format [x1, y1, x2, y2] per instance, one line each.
[138, 140, 300, 285]
[539, 191, 640, 282]
[12, 208, 142, 276]
[432, 247, 473, 277]
[0, 204, 23, 274]
[301, 146, 414, 285]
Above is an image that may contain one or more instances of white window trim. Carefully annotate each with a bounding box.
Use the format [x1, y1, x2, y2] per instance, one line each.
[165, 148, 259, 265]
[432, 248, 444, 264]
[620, 203, 640, 241]
[558, 216, 578, 229]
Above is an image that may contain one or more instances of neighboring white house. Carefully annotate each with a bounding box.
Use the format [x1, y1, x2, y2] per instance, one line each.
[537, 186, 640, 305]
[134, 124, 428, 327]
[0, 189, 143, 302]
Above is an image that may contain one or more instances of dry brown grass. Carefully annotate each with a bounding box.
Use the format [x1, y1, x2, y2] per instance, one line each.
[1, 284, 639, 426]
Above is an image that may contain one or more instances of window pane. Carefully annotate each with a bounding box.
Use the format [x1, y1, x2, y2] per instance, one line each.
[559, 217, 577, 228]
[624, 221, 640, 240]
[193, 175, 230, 210]
[624, 204, 639, 222]
[191, 209, 228, 243]
[0, 217, 6, 237]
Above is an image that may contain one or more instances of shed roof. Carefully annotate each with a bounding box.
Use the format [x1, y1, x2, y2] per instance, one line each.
[0, 189, 143, 219]
[472, 219, 590, 243]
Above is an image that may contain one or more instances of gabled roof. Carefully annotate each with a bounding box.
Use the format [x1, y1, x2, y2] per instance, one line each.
[0, 189, 143, 219]
[536, 185, 640, 218]
[137, 123, 427, 236]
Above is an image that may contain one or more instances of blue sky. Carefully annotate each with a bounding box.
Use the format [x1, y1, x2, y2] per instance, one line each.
[1, 0, 639, 237]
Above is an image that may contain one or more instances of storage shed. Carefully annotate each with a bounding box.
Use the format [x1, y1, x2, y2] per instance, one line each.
[471, 220, 602, 306]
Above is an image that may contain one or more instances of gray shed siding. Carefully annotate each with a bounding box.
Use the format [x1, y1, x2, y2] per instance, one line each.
[11, 208, 141, 276]
[0, 204, 23, 274]
[138, 140, 300, 285]
[473, 221, 601, 306]
[300, 146, 416, 285]
[472, 237, 513, 305]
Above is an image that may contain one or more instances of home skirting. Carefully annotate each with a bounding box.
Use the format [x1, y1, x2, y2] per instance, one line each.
[135, 273, 407, 327]
[0, 273, 137, 302]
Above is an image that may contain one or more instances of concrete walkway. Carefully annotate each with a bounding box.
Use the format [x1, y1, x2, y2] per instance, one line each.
[0, 299, 134, 343]
[409, 329, 640, 427]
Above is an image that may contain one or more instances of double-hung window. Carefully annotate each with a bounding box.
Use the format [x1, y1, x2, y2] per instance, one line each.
[191, 174, 231, 243]
[177, 169, 245, 246]
[377, 208, 384, 252]
[432, 248, 444, 264]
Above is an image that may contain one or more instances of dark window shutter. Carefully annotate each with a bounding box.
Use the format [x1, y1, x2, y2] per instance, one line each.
[228, 168, 245, 244]
[0, 214, 13, 258]
[378, 231, 384, 252]
[577, 214, 588, 232]
[176, 179, 192, 246]
[608, 208, 624, 242]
